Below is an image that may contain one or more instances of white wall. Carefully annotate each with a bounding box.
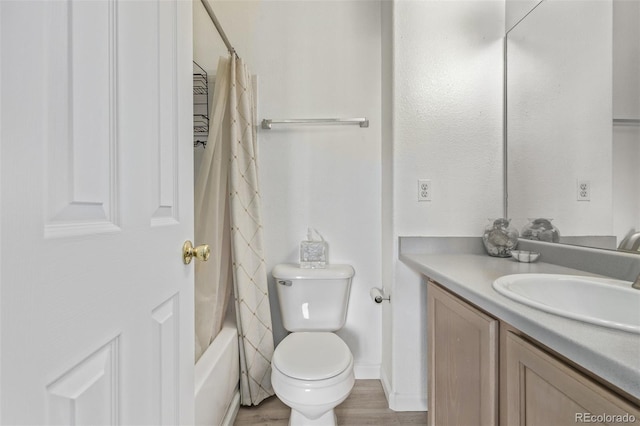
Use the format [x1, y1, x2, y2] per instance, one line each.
[613, 0, 640, 241]
[613, 0, 640, 119]
[505, 0, 640, 245]
[384, 0, 505, 410]
[505, 0, 541, 32]
[193, 0, 228, 74]
[380, 0, 394, 408]
[506, 0, 613, 237]
[505, 0, 640, 246]
[195, 0, 383, 379]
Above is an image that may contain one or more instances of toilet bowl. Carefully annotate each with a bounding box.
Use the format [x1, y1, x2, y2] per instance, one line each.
[271, 332, 355, 426]
[271, 264, 356, 425]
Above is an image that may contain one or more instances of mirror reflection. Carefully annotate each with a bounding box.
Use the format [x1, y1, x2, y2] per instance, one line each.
[506, 0, 640, 252]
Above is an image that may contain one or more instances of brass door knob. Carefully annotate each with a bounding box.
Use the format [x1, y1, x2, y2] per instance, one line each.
[182, 241, 210, 264]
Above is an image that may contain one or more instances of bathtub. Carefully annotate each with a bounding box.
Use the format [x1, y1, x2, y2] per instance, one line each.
[194, 320, 240, 426]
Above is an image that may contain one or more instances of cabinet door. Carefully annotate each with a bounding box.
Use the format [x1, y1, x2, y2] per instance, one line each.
[501, 330, 640, 426]
[427, 281, 499, 426]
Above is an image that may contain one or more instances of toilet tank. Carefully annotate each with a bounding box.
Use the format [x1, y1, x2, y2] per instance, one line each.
[272, 264, 355, 332]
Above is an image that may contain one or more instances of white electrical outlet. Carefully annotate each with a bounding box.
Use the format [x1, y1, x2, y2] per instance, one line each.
[577, 180, 591, 201]
[418, 179, 432, 201]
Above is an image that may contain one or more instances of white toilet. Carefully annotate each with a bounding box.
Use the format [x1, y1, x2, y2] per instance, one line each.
[271, 263, 356, 426]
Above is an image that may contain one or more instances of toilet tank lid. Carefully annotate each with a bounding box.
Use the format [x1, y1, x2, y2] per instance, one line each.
[272, 264, 354, 280]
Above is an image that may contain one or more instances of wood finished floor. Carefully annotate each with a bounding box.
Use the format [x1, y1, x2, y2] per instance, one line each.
[233, 380, 428, 426]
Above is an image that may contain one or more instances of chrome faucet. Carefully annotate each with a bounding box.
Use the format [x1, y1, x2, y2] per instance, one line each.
[633, 273, 640, 290]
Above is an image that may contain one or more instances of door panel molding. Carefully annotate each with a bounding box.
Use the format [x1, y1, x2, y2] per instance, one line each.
[151, 0, 180, 227]
[46, 336, 120, 425]
[44, 0, 119, 238]
[152, 294, 180, 425]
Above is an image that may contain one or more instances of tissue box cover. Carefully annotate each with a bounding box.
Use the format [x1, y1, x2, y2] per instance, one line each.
[300, 240, 327, 268]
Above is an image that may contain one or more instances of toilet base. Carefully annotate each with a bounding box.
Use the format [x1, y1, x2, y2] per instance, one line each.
[289, 408, 337, 426]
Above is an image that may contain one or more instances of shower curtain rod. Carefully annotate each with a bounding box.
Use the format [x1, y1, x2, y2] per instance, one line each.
[200, 0, 237, 56]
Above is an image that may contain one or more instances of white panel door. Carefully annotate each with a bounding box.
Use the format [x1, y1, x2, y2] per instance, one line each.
[0, 1, 194, 424]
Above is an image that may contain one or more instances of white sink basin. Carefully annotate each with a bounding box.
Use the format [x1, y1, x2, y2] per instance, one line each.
[493, 274, 640, 334]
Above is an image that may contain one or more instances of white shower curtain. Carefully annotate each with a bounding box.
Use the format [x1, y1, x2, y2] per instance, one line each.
[194, 54, 275, 405]
[194, 57, 233, 363]
[228, 56, 275, 406]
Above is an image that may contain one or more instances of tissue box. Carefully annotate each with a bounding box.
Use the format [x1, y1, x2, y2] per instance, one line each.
[300, 240, 328, 269]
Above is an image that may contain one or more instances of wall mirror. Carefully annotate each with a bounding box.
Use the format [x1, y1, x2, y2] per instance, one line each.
[505, 0, 640, 252]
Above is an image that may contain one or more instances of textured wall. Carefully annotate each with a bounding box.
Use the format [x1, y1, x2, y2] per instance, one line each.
[613, 0, 640, 241]
[506, 0, 613, 237]
[386, 0, 505, 410]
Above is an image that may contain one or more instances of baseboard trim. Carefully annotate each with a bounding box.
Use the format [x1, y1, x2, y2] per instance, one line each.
[387, 392, 428, 412]
[380, 367, 428, 412]
[380, 367, 393, 407]
[354, 363, 380, 379]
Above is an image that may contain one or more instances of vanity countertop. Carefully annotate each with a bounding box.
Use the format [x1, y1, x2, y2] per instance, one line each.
[400, 251, 640, 403]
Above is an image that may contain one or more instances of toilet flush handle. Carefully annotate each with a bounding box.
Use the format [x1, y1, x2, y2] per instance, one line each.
[278, 280, 292, 287]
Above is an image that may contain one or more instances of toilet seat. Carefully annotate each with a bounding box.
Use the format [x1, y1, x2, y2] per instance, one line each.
[272, 332, 352, 381]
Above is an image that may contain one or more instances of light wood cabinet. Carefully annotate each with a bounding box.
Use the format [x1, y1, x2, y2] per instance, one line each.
[427, 280, 499, 426]
[427, 279, 640, 426]
[501, 329, 640, 426]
